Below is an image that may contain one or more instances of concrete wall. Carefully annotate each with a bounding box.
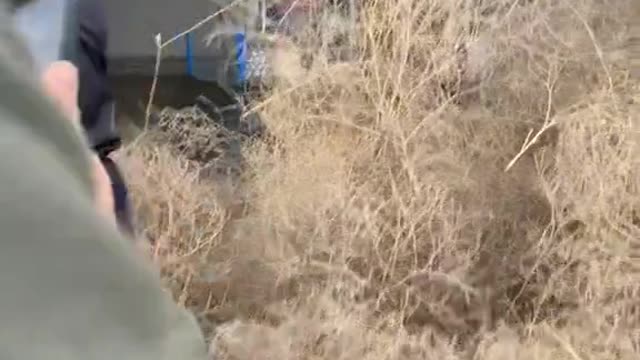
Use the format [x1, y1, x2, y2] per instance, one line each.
[105, 0, 261, 58]
[104, 0, 262, 81]
[105, 0, 216, 58]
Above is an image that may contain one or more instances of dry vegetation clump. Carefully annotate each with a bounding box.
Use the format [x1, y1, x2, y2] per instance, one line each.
[118, 0, 640, 358]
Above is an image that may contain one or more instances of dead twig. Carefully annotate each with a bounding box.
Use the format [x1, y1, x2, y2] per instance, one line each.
[160, 0, 246, 48]
[544, 324, 588, 360]
[565, 1, 613, 92]
[144, 0, 246, 128]
[504, 121, 556, 172]
[505, 62, 559, 172]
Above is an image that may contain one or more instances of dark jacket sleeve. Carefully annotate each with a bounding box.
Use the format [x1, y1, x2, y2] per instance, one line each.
[0, 5, 208, 360]
[77, 0, 121, 155]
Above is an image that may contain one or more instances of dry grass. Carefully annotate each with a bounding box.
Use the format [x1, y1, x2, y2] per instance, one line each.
[118, 0, 640, 358]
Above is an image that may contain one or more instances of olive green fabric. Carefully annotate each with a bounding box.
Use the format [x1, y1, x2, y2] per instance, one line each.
[0, 4, 208, 360]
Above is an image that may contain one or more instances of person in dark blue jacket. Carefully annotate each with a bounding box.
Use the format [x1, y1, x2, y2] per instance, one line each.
[76, 0, 134, 235]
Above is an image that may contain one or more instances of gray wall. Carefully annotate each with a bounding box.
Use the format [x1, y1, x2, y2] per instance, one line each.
[105, 0, 218, 58]
[104, 0, 260, 81]
[105, 0, 260, 58]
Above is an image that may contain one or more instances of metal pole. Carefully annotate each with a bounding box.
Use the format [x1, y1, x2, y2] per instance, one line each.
[260, 0, 267, 33]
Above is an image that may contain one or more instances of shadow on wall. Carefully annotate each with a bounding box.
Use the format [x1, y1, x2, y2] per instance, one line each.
[108, 71, 240, 130]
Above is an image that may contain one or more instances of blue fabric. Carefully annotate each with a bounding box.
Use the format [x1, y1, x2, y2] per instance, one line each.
[185, 33, 194, 76]
[234, 32, 247, 86]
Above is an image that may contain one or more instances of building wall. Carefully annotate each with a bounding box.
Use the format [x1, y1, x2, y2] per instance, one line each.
[104, 0, 261, 82]
[105, 0, 260, 57]
[105, 0, 214, 58]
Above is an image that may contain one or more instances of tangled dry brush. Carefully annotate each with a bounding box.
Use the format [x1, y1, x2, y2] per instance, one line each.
[119, 0, 640, 358]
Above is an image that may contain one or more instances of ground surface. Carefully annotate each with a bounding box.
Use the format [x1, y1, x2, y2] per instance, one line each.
[115, 1, 639, 359]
